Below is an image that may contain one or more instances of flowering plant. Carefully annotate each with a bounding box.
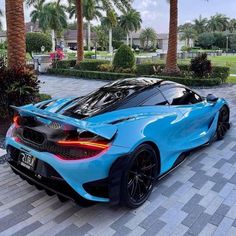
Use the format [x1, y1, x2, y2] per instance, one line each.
[50, 48, 65, 61]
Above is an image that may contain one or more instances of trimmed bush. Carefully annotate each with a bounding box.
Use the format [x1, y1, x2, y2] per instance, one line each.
[75, 59, 110, 71]
[113, 45, 135, 70]
[136, 63, 190, 76]
[136, 62, 229, 82]
[52, 59, 76, 69]
[211, 66, 230, 82]
[47, 68, 135, 80]
[26, 32, 52, 57]
[145, 75, 222, 87]
[190, 53, 212, 78]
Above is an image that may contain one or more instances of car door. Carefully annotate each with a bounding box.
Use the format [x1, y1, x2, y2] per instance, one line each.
[161, 86, 218, 149]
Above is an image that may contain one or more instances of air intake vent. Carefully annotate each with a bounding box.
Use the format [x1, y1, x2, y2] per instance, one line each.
[23, 128, 45, 145]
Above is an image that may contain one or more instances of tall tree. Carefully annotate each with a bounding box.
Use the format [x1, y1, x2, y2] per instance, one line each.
[101, 10, 117, 53]
[163, 0, 180, 75]
[179, 23, 197, 47]
[30, 1, 67, 50]
[193, 15, 208, 34]
[68, 0, 102, 51]
[6, 0, 26, 68]
[70, 0, 132, 63]
[0, 9, 3, 31]
[119, 9, 142, 47]
[140, 28, 157, 49]
[207, 14, 229, 32]
[229, 19, 236, 33]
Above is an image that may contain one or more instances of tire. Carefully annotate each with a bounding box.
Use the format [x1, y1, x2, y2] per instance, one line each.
[217, 105, 230, 140]
[120, 144, 159, 208]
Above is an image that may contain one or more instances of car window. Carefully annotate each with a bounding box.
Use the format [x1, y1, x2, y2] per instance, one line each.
[142, 92, 168, 106]
[162, 87, 202, 105]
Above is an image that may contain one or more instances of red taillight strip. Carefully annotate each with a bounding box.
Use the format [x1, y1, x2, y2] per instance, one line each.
[13, 115, 20, 128]
[57, 140, 110, 151]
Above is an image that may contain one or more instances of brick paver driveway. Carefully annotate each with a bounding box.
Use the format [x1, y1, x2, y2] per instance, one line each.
[0, 75, 236, 236]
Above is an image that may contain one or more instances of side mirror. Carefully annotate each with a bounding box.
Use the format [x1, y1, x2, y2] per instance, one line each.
[206, 94, 218, 103]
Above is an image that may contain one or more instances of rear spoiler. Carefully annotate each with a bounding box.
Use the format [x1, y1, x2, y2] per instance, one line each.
[11, 104, 117, 140]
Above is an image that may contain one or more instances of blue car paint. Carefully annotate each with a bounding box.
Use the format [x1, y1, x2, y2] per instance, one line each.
[6, 96, 228, 202]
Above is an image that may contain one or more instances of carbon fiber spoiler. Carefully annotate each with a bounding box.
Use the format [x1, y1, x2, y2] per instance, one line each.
[11, 104, 117, 140]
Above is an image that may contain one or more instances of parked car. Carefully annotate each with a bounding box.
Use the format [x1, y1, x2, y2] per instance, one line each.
[6, 78, 230, 208]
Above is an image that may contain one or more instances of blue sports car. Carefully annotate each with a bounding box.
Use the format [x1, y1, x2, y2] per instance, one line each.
[6, 78, 230, 208]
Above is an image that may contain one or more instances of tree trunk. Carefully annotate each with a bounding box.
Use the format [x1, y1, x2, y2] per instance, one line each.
[6, 0, 26, 68]
[109, 28, 113, 53]
[87, 20, 91, 51]
[163, 0, 180, 75]
[51, 29, 56, 51]
[130, 32, 133, 48]
[126, 34, 129, 46]
[76, 0, 84, 63]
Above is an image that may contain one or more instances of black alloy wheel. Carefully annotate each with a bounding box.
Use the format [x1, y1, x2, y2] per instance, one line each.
[217, 106, 230, 140]
[121, 144, 158, 208]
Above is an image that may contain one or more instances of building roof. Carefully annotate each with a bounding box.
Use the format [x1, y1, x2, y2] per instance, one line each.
[0, 31, 7, 37]
[63, 30, 96, 41]
[129, 30, 169, 40]
[25, 22, 41, 33]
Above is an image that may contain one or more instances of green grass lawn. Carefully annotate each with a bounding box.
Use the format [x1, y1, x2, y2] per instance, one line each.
[227, 76, 236, 83]
[177, 55, 236, 74]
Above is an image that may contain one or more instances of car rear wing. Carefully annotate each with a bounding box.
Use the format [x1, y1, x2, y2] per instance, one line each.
[11, 104, 117, 140]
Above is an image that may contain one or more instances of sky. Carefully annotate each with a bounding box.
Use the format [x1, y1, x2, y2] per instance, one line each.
[1, 0, 236, 33]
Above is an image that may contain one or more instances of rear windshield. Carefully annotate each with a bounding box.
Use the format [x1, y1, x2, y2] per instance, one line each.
[66, 78, 160, 118]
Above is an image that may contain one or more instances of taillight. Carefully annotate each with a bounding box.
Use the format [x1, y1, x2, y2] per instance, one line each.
[57, 140, 109, 151]
[13, 115, 21, 128]
[56, 139, 110, 160]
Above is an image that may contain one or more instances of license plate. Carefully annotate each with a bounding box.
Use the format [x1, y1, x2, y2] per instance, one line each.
[19, 152, 36, 170]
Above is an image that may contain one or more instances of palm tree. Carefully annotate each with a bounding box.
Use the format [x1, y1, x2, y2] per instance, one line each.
[68, 0, 102, 51]
[101, 11, 117, 53]
[140, 28, 157, 50]
[6, 0, 26, 68]
[119, 9, 142, 47]
[179, 23, 197, 47]
[163, 0, 180, 75]
[0, 9, 3, 31]
[207, 14, 229, 32]
[30, 1, 67, 50]
[229, 19, 236, 33]
[193, 15, 208, 34]
[72, 0, 132, 63]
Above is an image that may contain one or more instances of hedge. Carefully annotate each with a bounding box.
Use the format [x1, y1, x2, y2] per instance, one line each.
[47, 68, 135, 80]
[52, 60, 76, 69]
[136, 63, 189, 76]
[145, 75, 222, 87]
[211, 66, 230, 83]
[136, 63, 229, 82]
[74, 59, 110, 71]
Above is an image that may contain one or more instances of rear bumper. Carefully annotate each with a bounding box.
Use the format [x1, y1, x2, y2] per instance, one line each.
[6, 136, 130, 203]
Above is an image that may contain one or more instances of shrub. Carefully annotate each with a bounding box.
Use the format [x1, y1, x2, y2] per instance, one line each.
[47, 68, 135, 80]
[113, 45, 135, 70]
[98, 64, 113, 72]
[211, 66, 230, 82]
[198, 32, 215, 49]
[35, 93, 52, 103]
[26, 32, 52, 57]
[0, 66, 40, 118]
[145, 75, 222, 87]
[74, 59, 110, 71]
[190, 53, 212, 78]
[52, 59, 76, 69]
[84, 51, 96, 59]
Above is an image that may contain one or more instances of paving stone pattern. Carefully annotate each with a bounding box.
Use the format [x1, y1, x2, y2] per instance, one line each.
[0, 76, 236, 235]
